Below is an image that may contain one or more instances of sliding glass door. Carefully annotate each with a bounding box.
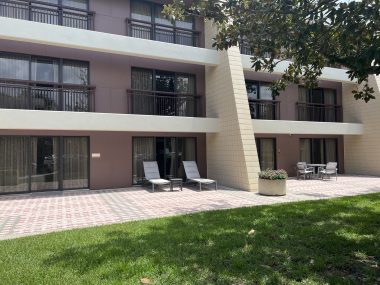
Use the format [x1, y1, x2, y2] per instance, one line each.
[30, 137, 60, 191]
[62, 137, 89, 189]
[132, 137, 196, 184]
[299, 138, 338, 164]
[0, 137, 29, 194]
[255, 138, 276, 170]
[0, 136, 89, 194]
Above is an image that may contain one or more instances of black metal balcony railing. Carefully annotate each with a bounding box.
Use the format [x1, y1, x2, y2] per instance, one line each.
[0, 0, 95, 30]
[0, 80, 95, 112]
[126, 18, 200, 47]
[127, 89, 201, 117]
[249, 100, 280, 120]
[296, 102, 342, 122]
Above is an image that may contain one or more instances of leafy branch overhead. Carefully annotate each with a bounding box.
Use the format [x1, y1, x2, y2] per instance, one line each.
[164, 0, 380, 102]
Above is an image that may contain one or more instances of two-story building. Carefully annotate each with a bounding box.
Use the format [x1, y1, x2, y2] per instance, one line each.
[0, 0, 379, 194]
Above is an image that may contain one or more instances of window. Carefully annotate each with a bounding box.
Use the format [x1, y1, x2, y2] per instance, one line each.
[129, 0, 197, 46]
[131, 0, 152, 22]
[62, 60, 89, 85]
[0, 53, 91, 112]
[0, 54, 29, 80]
[62, 137, 89, 189]
[31, 58, 59, 83]
[298, 87, 339, 122]
[0, 136, 89, 194]
[256, 138, 276, 170]
[299, 138, 338, 164]
[130, 68, 197, 117]
[246, 81, 278, 120]
[0, 53, 89, 85]
[132, 137, 196, 184]
[63, 0, 88, 10]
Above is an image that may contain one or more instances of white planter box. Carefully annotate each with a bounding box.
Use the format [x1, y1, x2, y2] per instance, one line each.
[258, 179, 287, 196]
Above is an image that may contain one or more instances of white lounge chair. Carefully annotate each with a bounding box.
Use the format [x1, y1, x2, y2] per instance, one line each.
[143, 161, 170, 192]
[297, 162, 314, 180]
[320, 162, 338, 181]
[183, 161, 217, 191]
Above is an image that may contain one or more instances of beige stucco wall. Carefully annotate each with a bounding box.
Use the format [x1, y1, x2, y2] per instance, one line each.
[343, 75, 380, 176]
[204, 21, 261, 191]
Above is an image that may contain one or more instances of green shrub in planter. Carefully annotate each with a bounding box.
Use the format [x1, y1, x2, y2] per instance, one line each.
[258, 169, 288, 180]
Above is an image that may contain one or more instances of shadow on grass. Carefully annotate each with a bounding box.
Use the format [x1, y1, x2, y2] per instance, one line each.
[43, 193, 380, 284]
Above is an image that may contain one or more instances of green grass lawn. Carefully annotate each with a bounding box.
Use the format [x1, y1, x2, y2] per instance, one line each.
[0, 194, 379, 285]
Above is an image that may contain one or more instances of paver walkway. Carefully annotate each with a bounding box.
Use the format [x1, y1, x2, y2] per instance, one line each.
[0, 175, 379, 240]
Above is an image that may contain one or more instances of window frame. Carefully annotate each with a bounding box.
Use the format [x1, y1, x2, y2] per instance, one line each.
[0, 51, 90, 86]
[131, 67, 196, 96]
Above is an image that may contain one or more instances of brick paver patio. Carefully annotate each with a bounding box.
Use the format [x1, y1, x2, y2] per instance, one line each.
[0, 175, 379, 240]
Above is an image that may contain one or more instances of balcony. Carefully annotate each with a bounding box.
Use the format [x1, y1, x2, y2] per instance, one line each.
[249, 100, 280, 120]
[0, 80, 95, 112]
[296, 102, 342, 122]
[0, 0, 94, 30]
[126, 18, 200, 47]
[127, 90, 202, 117]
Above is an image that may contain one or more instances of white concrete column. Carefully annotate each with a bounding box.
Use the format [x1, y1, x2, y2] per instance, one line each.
[343, 75, 380, 175]
[204, 22, 260, 191]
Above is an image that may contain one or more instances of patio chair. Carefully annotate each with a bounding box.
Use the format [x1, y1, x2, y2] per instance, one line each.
[320, 162, 338, 181]
[296, 162, 314, 180]
[143, 161, 171, 192]
[183, 161, 217, 191]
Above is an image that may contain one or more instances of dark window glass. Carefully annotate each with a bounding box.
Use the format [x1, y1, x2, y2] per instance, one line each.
[155, 71, 175, 93]
[176, 16, 193, 30]
[0, 136, 29, 193]
[256, 138, 276, 170]
[30, 137, 60, 191]
[131, 68, 153, 91]
[176, 74, 195, 94]
[62, 60, 88, 85]
[0, 54, 29, 80]
[154, 4, 172, 26]
[132, 137, 197, 184]
[132, 137, 155, 184]
[63, 137, 88, 189]
[131, 0, 152, 22]
[63, 0, 88, 10]
[246, 82, 258, 100]
[31, 58, 59, 82]
[299, 138, 338, 164]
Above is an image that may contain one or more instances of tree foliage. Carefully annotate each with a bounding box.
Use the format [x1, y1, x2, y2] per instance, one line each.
[164, 0, 380, 102]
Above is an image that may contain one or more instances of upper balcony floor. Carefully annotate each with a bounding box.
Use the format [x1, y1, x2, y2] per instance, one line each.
[0, 0, 205, 47]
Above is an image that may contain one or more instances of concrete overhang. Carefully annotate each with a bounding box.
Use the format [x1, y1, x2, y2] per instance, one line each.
[0, 109, 220, 133]
[252, 120, 363, 135]
[0, 17, 220, 66]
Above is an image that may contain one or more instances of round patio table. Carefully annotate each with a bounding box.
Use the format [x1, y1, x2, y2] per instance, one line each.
[307, 164, 327, 178]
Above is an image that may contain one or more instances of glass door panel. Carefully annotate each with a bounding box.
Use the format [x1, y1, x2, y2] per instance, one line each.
[0, 136, 29, 193]
[31, 137, 60, 191]
[155, 71, 175, 115]
[299, 139, 311, 163]
[62, 137, 88, 189]
[165, 138, 177, 179]
[325, 139, 337, 163]
[311, 139, 324, 164]
[256, 138, 276, 170]
[177, 138, 196, 179]
[132, 137, 155, 184]
[155, 137, 165, 178]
